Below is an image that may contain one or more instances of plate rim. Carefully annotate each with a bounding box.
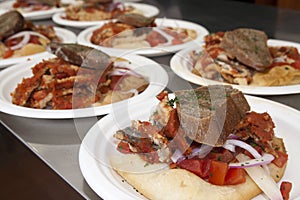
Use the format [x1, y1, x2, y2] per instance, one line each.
[170, 39, 300, 95]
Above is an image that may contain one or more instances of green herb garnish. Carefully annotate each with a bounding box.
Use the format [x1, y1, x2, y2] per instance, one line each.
[167, 96, 178, 107]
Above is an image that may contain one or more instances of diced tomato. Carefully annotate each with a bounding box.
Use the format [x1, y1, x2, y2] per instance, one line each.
[201, 159, 211, 178]
[208, 160, 228, 185]
[272, 150, 288, 168]
[280, 181, 292, 200]
[2, 48, 13, 59]
[224, 168, 246, 185]
[291, 58, 300, 70]
[164, 109, 179, 138]
[177, 159, 205, 178]
[117, 141, 132, 154]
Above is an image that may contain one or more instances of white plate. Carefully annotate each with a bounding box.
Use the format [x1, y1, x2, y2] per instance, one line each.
[52, 2, 160, 29]
[0, 0, 66, 20]
[170, 39, 300, 95]
[77, 18, 209, 57]
[79, 95, 300, 200]
[0, 53, 168, 119]
[0, 27, 77, 68]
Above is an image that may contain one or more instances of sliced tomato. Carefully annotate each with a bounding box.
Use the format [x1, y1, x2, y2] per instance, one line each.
[117, 141, 132, 154]
[280, 181, 292, 200]
[224, 168, 246, 185]
[273, 150, 288, 168]
[208, 160, 228, 185]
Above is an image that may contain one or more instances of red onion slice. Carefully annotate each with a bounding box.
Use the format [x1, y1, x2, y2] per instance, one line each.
[224, 139, 261, 158]
[7, 32, 30, 50]
[225, 139, 271, 173]
[6, 31, 50, 50]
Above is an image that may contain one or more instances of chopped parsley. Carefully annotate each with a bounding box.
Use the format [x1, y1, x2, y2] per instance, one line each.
[167, 96, 178, 107]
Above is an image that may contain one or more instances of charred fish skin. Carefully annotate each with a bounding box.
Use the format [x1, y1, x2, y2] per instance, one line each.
[0, 11, 25, 41]
[46, 42, 112, 70]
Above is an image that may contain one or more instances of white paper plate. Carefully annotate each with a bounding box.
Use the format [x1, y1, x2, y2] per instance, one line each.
[52, 2, 159, 29]
[77, 18, 209, 57]
[79, 95, 300, 200]
[0, 53, 168, 119]
[0, 0, 66, 20]
[170, 39, 300, 95]
[0, 27, 77, 68]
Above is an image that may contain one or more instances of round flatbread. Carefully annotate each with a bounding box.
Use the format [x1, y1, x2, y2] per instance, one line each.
[111, 147, 287, 200]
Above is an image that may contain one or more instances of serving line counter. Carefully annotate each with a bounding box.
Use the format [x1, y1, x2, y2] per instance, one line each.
[0, 0, 300, 199]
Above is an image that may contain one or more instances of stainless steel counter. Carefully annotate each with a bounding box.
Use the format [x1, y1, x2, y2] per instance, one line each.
[1, 0, 300, 199]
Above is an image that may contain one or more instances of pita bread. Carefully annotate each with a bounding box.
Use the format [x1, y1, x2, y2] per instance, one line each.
[111, 149, 287, 200]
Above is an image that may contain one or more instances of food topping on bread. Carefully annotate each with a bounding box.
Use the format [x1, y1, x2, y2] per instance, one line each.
[113, 85, 291, 199]
[174, 85, 250, 146]
[190, 28, 300, 86]
[219, 28, 272, 71]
